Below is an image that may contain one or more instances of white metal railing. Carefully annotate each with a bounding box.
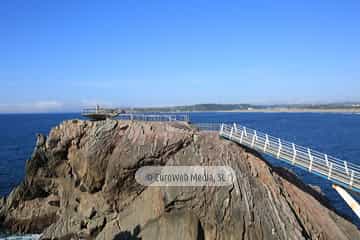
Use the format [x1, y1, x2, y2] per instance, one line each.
[117, 114, 190, 122]
[82, 107, 119, 115]
[219, 123, 360, 192]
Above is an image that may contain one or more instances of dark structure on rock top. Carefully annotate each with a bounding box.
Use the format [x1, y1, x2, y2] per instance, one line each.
[82, 105, 121, 121]
[0, 119, 359, 239]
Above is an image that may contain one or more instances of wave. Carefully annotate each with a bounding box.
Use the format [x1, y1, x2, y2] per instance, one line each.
[0, 235, 41, 240]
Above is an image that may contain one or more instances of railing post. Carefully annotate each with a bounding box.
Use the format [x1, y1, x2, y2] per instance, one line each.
[240, 130, 244, 143]
[220, 124, 224, 134]
[308, 148, 313, 172]
[349, 170, 354, 187]
[229, 126, 233, 139]
[325, 154, 329, 167]
[292, 143, 297, 165]
[344, 161, 349, 175]
[251, 131, 256, 147]
[277, 139, 282, 159]
[328, 162, 333, 179]
[263, 134, 269, 152]
[233, 123, 237, 132]
[243, 127, 247, 137]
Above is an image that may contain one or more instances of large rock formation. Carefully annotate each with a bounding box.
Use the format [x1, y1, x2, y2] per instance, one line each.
[0, 119, 359, 240]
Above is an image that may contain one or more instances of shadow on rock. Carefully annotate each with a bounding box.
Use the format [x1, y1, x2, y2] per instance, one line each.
[113, 225, 141, 240]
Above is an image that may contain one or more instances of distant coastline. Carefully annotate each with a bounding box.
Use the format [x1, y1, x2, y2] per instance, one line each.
[128, 103, 360, 114]
[218, 108, 360, 113]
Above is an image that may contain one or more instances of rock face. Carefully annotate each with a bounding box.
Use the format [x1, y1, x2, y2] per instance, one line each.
[0, 119, 359, 240]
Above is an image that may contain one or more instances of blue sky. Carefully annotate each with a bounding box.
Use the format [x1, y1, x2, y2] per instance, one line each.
[1, 0, 360, 112]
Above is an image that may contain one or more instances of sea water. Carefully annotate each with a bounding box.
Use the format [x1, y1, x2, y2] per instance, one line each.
[0, 112, 359, 237]
[0, 234, 41, 240]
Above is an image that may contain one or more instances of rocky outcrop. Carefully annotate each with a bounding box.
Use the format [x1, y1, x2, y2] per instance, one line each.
[0, 119, 359, 239]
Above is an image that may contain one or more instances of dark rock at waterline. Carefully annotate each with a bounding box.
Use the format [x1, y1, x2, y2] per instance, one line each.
[0, 119, 359, 239]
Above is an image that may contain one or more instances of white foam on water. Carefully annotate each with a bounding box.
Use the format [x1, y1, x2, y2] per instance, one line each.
[0, 235, 41, 240]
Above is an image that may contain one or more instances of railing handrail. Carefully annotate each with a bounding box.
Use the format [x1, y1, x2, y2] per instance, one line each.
[81, 109, 190, 122]
[221, 123, 360, 171]
[116, 113, 190, 122]
[219, 123, 360, 192]
[82, 108, 119, 114]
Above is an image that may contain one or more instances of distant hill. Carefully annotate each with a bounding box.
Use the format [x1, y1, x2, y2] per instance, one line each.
[131, 104, 255, 112]
[126, 102, 360, 112]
